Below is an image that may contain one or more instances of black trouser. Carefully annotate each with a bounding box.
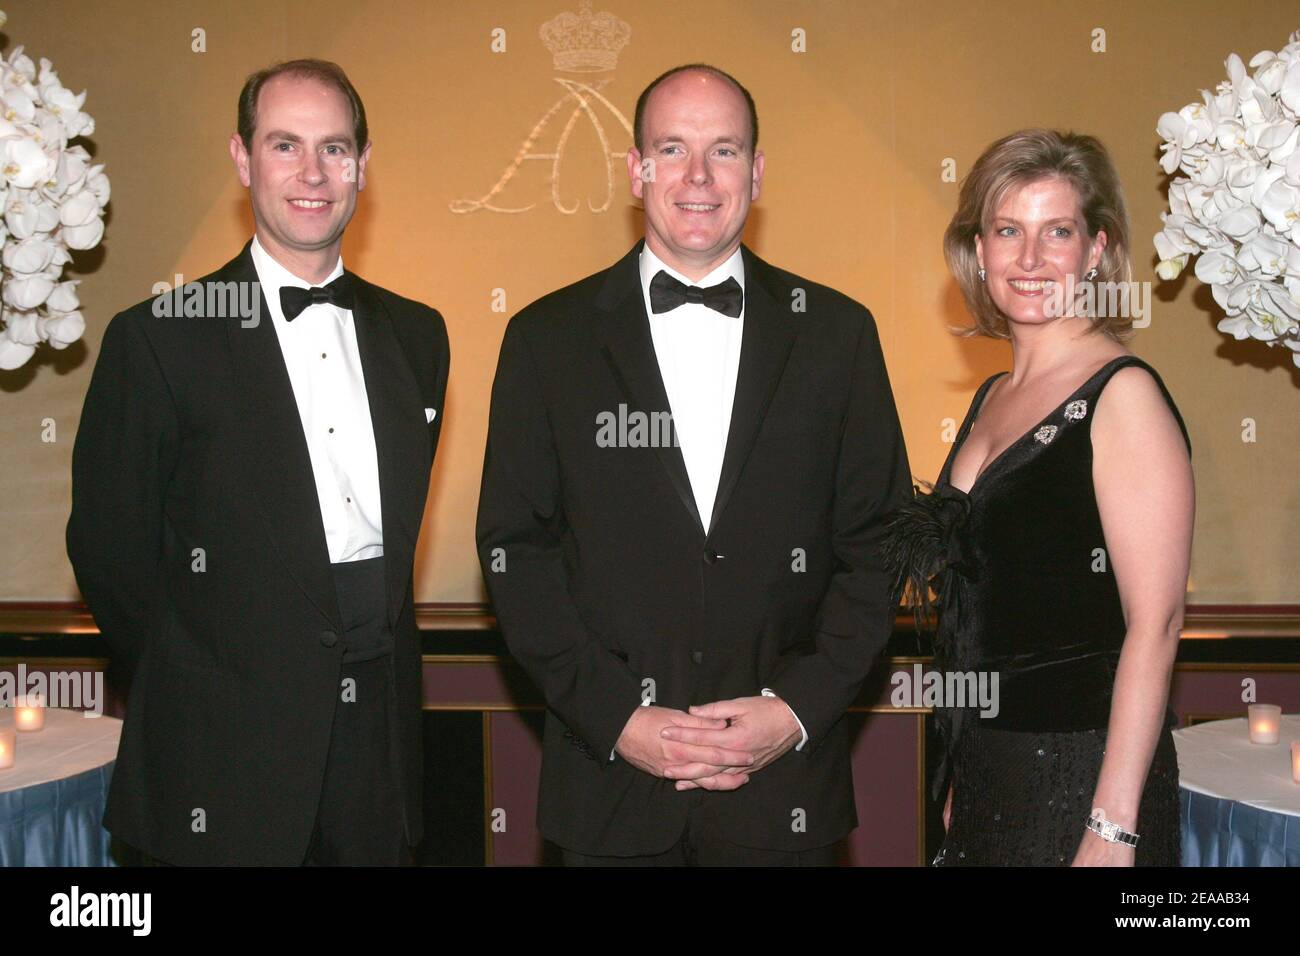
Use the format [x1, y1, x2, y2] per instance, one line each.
[302, 654, 411, 865]
[303, 556, 410, 866]
[559, 800, 841, 867]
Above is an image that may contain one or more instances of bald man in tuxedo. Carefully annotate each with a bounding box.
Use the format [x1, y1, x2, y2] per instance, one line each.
[477, 64, 910, 865]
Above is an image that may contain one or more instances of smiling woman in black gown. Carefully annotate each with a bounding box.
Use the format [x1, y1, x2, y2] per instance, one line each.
[884, 129, 1194, 866]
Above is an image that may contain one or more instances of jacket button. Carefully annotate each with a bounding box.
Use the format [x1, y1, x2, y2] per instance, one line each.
[690, 650, 704, 664]
[319, 630, 339, 648]
[702, 548, 721, 564]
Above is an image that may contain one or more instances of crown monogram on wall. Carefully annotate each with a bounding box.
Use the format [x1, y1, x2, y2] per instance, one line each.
[451, 2, 634, 215]
[539, 0, 631, 73]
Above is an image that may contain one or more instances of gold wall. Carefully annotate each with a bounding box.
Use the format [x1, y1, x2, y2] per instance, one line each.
[3, 0, 1297, 606]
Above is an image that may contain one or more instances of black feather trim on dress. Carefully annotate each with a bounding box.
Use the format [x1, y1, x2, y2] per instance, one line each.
[880, 479, 972, 633]
[881, 479, 976, 804]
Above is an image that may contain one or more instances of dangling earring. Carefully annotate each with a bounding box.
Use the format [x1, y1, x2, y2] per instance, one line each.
[1085, 268, 1098, 281]
[978, 268, 986, 282]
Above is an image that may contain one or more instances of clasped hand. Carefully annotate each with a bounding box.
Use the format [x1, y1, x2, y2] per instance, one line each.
[614, 696, 802, 791]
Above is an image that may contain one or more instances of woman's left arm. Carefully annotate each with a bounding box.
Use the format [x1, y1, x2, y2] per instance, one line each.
[1073, 365, 1195, 866]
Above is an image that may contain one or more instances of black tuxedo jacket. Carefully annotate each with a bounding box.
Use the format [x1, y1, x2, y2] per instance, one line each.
[476, 240, 911, 855]
[66, 241, 449, 865]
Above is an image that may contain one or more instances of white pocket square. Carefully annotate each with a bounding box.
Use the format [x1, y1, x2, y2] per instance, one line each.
[424, 407, 437, 423]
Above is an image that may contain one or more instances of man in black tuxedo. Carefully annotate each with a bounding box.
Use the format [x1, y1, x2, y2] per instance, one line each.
[66, 59, 449, 865]
[476, 64, 910, 864]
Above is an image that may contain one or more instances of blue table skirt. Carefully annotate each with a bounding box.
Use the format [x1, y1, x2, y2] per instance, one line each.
[0, 762, 117, 867]
[1181, 786, 1300, 866]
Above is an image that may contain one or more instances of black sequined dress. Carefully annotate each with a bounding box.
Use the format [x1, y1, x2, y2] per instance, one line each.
[883, 356, 1186, 866]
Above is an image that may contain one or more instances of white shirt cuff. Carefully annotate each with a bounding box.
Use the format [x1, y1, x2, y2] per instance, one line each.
[761, 687, 808, 751]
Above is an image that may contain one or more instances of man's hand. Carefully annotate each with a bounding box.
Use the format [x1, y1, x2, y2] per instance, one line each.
[614, 705, 756, 789]
[660, 695, 802, 791]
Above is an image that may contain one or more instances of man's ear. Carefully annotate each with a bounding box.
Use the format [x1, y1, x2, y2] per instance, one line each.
[750, 149, 764, 202]
[356, 141, 372, 191]
[229, 133, 251, 188]
[626, 147, 645, 201]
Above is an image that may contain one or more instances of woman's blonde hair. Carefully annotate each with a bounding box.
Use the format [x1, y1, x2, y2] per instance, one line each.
[943, 129, 1133, 341]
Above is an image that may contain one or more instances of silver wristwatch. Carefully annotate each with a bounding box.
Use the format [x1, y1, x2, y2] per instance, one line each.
[1086, 813, 1139, 847]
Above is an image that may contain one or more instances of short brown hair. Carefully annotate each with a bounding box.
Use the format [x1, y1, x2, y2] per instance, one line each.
[634, 63, 758, 154]
[237, 58, 368, 151]
[943, 129, 1133, 341]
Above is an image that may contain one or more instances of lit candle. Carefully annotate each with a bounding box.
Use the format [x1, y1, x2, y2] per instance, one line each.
[1292, 742, 1300, 785]
[0, 727, 14, 770]
[14, 693, 45, 732]
[1247, 704, 1281, 745]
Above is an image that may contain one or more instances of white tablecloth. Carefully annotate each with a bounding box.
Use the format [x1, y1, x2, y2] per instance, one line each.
[1173, 715, 1300, 818]
[0, 708, 122, 793]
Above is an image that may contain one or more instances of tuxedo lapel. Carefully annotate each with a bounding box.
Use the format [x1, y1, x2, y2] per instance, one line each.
[350, 278, 431, 632]
[223, 242, 342, 631]
[707, 246, 797, 535]
[593, 241, 705, 537]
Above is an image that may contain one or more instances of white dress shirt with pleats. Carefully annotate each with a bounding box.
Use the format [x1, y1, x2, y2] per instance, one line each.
[250, 234, 383, 564]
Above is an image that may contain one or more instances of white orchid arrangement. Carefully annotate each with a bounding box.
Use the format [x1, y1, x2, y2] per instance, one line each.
[1154, 30, 1300, 368]
[0, 17, 109, 371]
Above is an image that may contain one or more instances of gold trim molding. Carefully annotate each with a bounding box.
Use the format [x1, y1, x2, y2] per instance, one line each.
[3, 605, 1298, 637]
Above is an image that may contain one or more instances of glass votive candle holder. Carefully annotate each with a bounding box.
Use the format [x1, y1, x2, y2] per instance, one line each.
[14, 693, 46, 732]
[0, 726, 15, 770]
[1247, 704, 1281, 744]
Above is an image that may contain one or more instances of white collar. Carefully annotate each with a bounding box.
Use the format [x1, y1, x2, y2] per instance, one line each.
[639, 243, 745, 302]
[250, 234, 346, 314]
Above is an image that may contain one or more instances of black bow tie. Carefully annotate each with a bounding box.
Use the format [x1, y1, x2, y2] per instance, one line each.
[280, 274, 356, 321]
[649, 270, 743, 318]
